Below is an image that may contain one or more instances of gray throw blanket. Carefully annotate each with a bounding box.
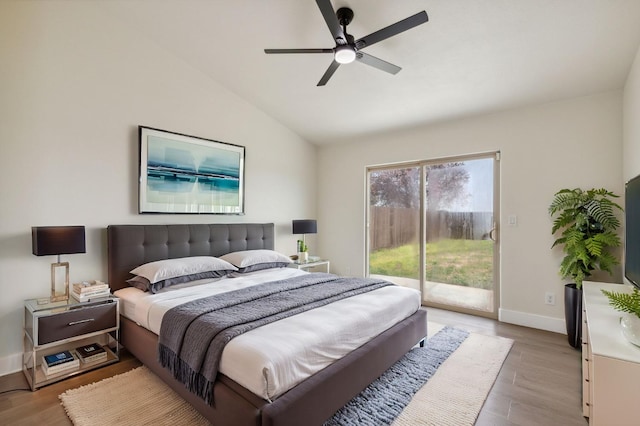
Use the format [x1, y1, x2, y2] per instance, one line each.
[158, 272, 393, 405]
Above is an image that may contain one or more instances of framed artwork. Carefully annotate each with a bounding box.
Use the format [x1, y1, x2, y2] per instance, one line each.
[138, 126, 245, 214]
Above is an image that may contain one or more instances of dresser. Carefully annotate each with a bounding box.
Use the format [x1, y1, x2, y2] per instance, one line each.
[582, 281, 640, 425]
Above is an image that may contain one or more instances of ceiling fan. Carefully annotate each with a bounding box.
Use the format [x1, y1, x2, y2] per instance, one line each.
[264, 0, 429, 86]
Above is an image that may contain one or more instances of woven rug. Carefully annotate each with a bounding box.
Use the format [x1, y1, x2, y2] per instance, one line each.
[59, 323, 512, 426]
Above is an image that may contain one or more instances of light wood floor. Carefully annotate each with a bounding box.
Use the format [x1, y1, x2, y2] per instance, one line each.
[0, 308, 586, 426]
[429, 308, 586, 426]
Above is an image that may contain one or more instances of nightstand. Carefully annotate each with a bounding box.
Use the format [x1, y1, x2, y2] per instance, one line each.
[23, 295, 120, 390]
[288, 259, 330, 273]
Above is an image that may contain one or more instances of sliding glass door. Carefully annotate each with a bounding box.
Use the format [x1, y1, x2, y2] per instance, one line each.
[368, 165, 422, 292]
[367, 153, 499, 318]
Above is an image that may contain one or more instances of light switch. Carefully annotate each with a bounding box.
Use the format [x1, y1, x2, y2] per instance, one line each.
[508, 215, 517, 226]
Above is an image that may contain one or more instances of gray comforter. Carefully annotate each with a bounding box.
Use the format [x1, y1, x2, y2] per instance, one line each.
[158, 272, 393, 405]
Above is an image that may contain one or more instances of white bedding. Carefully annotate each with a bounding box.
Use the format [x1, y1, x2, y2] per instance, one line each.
[114, 268, 421, 401]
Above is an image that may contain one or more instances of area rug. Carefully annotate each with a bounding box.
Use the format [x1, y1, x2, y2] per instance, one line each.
[59, 323, 512, 426]
[325, 326, 470, 425]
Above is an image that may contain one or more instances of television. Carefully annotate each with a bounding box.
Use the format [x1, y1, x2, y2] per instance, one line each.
[625, 173, 640, 290]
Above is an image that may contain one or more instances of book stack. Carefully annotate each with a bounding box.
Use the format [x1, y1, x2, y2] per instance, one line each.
[71, 280, 110, 302]
[75, 343, 107, 363]
[41, 350, 79, 376]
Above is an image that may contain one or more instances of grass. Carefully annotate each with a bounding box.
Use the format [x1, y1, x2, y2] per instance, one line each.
[369, 239, 494, 289]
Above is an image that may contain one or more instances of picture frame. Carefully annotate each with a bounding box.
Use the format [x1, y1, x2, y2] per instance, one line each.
[138, 126, 245, 214]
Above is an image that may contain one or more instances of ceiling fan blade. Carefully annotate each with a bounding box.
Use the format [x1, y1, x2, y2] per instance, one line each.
[317, 60, 340, 86]
[355, 11, 428, 50]
[265, 48, 333, 54]
[316, 0, 347, 45]
[356, 52, 401, 75]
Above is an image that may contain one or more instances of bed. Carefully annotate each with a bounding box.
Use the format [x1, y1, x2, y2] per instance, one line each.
[107, 223, 427, 426]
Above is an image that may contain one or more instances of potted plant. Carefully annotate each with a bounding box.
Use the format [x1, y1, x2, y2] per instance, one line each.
[602, 287, 640, 346]
[297, 239, 308, 262]
[549, 188, 623, 348]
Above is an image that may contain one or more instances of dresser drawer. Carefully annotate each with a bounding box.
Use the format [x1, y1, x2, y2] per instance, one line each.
[37, 302, 117, 345]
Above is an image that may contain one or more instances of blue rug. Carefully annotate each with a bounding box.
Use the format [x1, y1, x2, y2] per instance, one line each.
[324, 326, 470, 426]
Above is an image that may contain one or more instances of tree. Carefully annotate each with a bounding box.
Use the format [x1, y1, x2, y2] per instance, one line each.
[425, 163, 469, 211]
[370, 168, 420, 208]
[370, 164, 469, 210]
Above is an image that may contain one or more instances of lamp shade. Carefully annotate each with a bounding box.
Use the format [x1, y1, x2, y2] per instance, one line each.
[32, 226, 86, 256]
[292, 220, 317, 235]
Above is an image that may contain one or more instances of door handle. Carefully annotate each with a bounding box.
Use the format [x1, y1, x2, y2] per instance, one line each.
[489, 225, 497, 242]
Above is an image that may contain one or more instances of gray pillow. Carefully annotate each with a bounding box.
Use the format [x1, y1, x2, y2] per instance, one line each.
[235, 262, 291, 274]
[220, 250, 292, 274]
[127, 269, 234, 293]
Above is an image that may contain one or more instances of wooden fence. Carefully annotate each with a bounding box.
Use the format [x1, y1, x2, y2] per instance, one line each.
[370, 206, 493, 251]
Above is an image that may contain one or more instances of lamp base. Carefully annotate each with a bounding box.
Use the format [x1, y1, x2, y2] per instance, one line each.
[50, 262, 69, 302]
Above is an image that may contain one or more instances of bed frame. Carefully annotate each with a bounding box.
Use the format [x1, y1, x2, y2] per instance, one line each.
[107, 223, 427, 426]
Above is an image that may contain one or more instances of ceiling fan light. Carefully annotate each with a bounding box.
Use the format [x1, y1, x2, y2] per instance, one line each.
[334, 45, 356, 64]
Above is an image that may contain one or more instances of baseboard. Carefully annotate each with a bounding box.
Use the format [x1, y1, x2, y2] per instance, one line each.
[0, 352, 23, 378]
[499, 308, 567, 334]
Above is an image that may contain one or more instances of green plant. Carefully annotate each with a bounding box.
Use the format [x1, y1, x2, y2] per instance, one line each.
[602, 288, 640, 318]
[549, 188, 623, 288]
[297, 239, 308, 253]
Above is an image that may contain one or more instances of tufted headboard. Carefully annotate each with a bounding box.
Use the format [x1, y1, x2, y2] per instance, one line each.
[107, 223, 275, 292]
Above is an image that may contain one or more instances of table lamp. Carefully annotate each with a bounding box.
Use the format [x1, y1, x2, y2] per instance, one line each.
[292, 219, 317, 260]
[32, 226, 86, 302]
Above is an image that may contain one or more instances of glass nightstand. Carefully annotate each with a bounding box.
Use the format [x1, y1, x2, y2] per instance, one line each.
[23, 295, 120, 390]
[288, 259, 330, 273]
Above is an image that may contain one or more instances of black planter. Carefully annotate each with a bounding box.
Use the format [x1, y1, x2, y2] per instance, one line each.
[564, 283, 583, 349]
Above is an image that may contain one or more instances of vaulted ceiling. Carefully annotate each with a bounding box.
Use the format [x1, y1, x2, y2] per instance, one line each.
[106, 0, 640, 145]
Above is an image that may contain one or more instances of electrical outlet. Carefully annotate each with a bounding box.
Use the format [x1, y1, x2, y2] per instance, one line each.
[545, 292, 555, 305]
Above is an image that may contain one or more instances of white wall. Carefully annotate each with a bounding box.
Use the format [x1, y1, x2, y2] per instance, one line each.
[0, 1, 316, 375]
[624, 45, 640, 181]
[317, 91, 623, 332]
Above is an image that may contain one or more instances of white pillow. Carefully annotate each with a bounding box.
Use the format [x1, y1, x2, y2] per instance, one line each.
[220, 249, 292, 273]
[130, 256, 237, 284]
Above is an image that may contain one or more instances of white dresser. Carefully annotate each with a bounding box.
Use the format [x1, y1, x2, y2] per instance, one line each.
[582, 281, 640, 425]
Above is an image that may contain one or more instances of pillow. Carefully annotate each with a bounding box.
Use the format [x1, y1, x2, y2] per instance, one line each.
[220, 249, 292, 273]
[128, 256, 237, 293]
[127, 270, 229, 293]
[127, 275, 152, 292]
